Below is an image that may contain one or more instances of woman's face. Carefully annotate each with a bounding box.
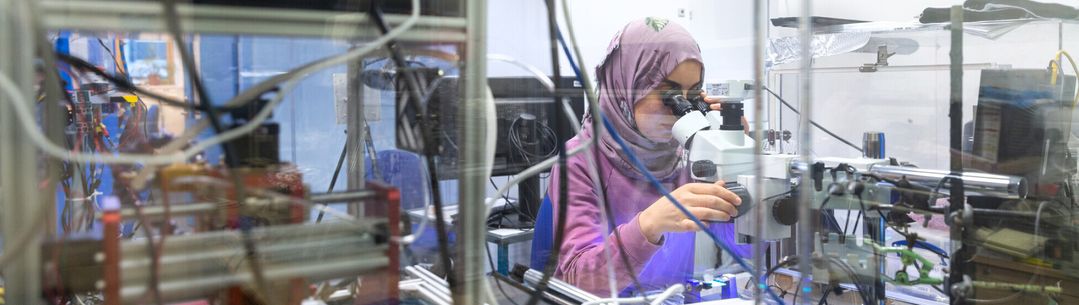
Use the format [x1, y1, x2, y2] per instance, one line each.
[633, 60, 702, 143]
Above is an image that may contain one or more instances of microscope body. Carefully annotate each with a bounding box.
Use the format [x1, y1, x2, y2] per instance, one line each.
[669, 96, 799, 280]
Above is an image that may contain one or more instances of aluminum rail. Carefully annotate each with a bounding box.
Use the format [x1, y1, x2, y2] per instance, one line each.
[522, 269, 600, 303]
[869, 165, 1027, 199]
[404, 266, 453, 305]
[113, 222, 388, 304]
[39, 0, 467, 42]
[400, 278, 452, 305]
[120, 256, 388, 303]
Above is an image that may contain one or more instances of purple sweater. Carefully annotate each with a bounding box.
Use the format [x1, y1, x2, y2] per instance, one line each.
[547, 136, 750, 296]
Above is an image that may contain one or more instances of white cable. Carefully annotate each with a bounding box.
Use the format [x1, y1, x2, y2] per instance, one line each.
[489, 54, 555, 92]
[647, 284, 685, 305]
[0, 0, 421, 165]
[485, 87, 498, 182]
[487, 54, 582, 132]
[579, 284, 684, 305]
[484, 144, 588, 214]
[481, 54, 588, 215]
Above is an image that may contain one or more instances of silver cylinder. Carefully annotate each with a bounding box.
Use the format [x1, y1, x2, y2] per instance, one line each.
[869, 165, 1027, 199]
[862, 132, 885, 159]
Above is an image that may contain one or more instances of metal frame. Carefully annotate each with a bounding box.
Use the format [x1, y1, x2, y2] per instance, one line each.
[2, 0, 43, 304]
[39, 0, 467, 42]
[456, 0, 489, 303]
[2, 0, 484, 303]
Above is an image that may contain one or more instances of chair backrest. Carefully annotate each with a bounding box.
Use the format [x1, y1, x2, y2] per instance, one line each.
[529, 195, 553, 270]
[367, 149, 431, 211]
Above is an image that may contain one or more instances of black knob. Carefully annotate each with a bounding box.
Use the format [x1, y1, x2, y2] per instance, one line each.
[772, 197, 798, 225]
[725, 182, 753, 220]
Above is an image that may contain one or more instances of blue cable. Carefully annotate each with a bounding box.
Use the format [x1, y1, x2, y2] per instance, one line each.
[601, 117, 785, 305]
[555, 27, 784, 304]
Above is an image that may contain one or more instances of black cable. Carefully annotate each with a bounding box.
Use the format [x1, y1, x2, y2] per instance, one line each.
[819, 196, 832, 210]
[160, 6, 266, 299]
[96, 38, 126, 79]
[316, 135, 349, 224]
[488, 178, 536, 227]
[928, 176, 956, 208]
[763, 256, 799, 281]
[816, 286, 832, 305]
[828, 257, 874, 305]
[792, 282, 800, 305]
[527, 0, 569, 304]
[842, 207, 854, 235]
[56, 50, 199, 112]
[509, 116, 559, 162]
[162, 0, 238, 169]
[761, 86, 863, 153]
[764, 190, 794, 202]
[368, 0, 455, 287]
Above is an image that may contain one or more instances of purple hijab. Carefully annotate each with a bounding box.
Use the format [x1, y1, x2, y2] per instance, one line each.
[548, 18, 749, 296]
[588, 17, 703, 180]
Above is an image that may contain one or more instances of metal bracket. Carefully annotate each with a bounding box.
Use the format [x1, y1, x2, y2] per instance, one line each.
[859, 45, 897, 72]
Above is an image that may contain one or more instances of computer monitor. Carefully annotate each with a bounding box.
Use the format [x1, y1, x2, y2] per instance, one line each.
[971, 69, 1077, 199]
[395, 75, 585, 227]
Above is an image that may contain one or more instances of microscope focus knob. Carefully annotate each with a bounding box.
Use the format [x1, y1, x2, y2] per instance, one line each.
[772, 197, 798, 226]
[725, 183, 753, 219]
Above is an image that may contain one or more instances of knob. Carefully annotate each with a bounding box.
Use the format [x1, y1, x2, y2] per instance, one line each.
[772, 197, 798, 225]
[725, 182, 753, 220]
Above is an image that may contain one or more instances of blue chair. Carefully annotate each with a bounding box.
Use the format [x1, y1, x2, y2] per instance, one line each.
[529, 195, 553, 270]
[368, 149, 431, 211]
[365, 149, 451, 263]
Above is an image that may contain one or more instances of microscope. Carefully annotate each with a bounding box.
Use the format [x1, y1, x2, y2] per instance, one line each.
[665, 81, 800, 290]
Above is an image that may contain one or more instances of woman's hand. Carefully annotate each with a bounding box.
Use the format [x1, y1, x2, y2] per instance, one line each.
[701, 92, 750, 134]
[637, 180, 743, 244]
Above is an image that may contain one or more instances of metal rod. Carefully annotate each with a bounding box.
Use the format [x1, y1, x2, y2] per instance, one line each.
[108, 202, 217, 219]
[120, 222, 374, 253]
[457, 0, 488, 302]
[869, 165, 1027, 199]
[309, 189, 379, 204]
[2, 0, 43, 303]
[948, 5, 970, 305]
[120, 256, 389, 303]
[751, 0, 767, 304]
[346, 53, 366, 218]
[796, 1, 815, 304]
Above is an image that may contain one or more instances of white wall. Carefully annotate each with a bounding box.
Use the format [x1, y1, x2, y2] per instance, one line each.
[765, 0, 1079, 169]
[487, 0, 756, 81]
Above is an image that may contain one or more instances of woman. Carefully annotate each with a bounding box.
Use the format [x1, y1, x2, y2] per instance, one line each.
[546, 18, 750, 297]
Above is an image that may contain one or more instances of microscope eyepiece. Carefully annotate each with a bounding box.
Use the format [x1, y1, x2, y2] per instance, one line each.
[662, 93, 698, 116]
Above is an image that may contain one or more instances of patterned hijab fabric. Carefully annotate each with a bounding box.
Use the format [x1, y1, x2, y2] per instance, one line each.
[585, 17, 703, 180]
